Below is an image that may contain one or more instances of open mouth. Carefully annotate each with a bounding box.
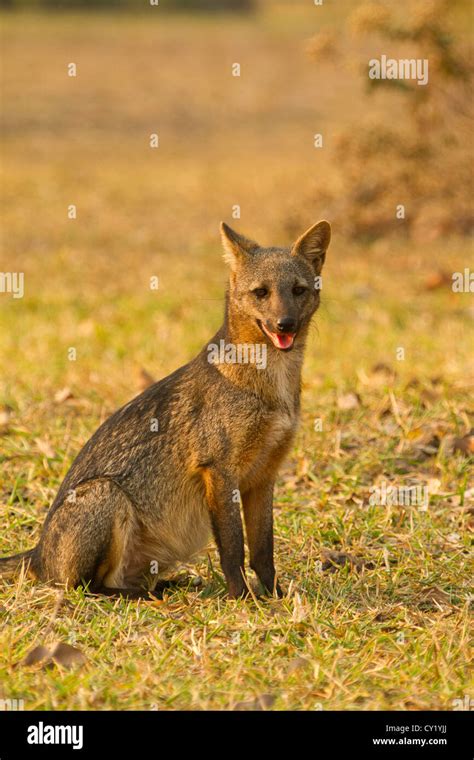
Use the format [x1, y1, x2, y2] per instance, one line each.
[257, 320, 296, 351]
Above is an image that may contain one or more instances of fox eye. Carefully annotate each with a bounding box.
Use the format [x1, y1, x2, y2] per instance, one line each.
[252, 287, 269, 299]
[293, 285, 307, 296]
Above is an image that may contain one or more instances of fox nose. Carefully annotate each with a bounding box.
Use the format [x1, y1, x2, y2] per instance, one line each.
[277, 317, 296, 333]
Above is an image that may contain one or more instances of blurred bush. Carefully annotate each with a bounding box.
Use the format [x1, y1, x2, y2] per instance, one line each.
[307, 0, 473, 241]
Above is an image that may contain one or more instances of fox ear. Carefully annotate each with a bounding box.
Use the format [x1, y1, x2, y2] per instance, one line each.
[220, 222, 259, 270]
[292, 220, 331, 271]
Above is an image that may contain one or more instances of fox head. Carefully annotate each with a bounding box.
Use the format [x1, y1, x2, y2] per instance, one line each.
[220, 220, 331, 352]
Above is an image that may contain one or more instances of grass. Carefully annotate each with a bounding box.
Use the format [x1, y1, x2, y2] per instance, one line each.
[0, 6, 473, 711]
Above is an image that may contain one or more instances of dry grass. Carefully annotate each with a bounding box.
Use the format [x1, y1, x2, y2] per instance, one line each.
[0, 5, 473, 710]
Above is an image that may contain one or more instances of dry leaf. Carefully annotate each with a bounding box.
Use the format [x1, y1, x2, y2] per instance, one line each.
[337, 392, 361, 411]
[445, 533, 461, 545]
[233, 693, 275, 711]
[419, 435, 441, 455]
[19, 642, 87, 670]
[406, 427, 424, 441]
[406, 427, 442, 456]
[77, 319, 95, 337]
[321, 549, 374, 572]
[287, 657, 311, 674]
[50, 642, 87, 668]
[420, 388, 440, 407]
[373, 610, 393, 622]
[371, 362, 397, 380]
[417, 586, 452, 607]
[453, 431, 474, 456]
[35, 438, 55, 459]
[423, 271, 451, 291]
[21, 645, 52, 667]
[54, 387, 73, 403]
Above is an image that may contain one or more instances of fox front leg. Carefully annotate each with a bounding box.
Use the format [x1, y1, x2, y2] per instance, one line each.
[242, 481, 282, 598]
[202, 468, 246, 598]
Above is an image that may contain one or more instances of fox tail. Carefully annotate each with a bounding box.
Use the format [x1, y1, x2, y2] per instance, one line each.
[0, 549, 35, 578]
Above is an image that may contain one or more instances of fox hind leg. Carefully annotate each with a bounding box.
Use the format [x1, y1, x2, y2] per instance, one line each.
[33, 479, 135, 590]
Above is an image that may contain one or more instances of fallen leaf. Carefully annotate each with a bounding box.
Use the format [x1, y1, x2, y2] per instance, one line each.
[371, 362, 397, 380]
[35, 438, 55, 459]
[373, 611, 392, 622]
[406, 427, 424, 441]
[419, 435, 441, 455]
[50, 642, 87, 668]
[445, 533, 461, 545]
[287, 657, 311, 674]
[77, 319, 95, 337]
[417, 586, 452, 608]
[21, 645, 52, 667]
[233, 693, 275, 711]
[337, 392, 361, 411]
[54, 387, 73, 403]
[19, 642, 87, 670]
[423, 271, 451, 291]
[453, 431, 474, 456]
[145, 599, 164, 608]
[420, 388, 441, 407]
[321, 549, 374, 572]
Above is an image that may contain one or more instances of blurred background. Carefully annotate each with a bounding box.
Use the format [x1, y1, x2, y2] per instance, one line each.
[1, 0, 473, 399]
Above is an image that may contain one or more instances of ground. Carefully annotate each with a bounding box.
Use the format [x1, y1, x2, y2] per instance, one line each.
[0, 5, 472, 710]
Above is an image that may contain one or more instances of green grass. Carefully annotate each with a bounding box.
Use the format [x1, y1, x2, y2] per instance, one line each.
[1, 237, 472, 710]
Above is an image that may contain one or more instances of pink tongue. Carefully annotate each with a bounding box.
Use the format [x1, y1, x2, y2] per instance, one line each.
[273, 333, 294, 349]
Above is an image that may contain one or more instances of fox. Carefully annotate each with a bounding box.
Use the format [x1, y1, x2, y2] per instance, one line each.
[0, 220, 331, 599]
